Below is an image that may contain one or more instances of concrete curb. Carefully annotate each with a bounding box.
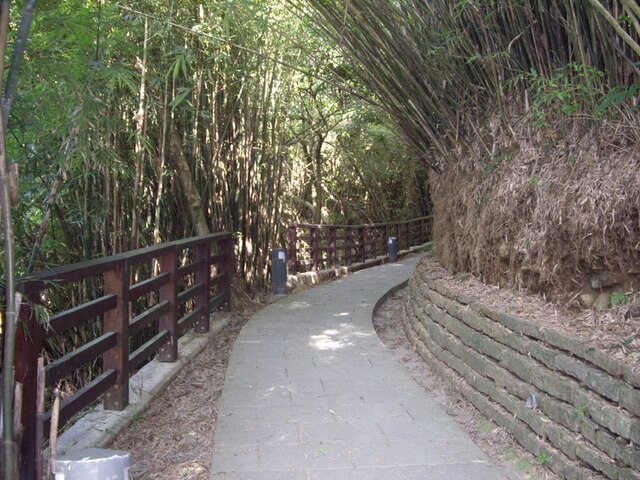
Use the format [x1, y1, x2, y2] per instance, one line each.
[55, 317, 230, 457]
[286, 242, 432, 292]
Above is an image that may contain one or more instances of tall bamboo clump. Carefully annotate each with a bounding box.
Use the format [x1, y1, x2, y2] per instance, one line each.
[305, 0, 639, 164]
[306, 0, 640, 300]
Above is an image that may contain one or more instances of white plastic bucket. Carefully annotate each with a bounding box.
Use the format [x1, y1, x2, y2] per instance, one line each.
[52, 448, 130, 480]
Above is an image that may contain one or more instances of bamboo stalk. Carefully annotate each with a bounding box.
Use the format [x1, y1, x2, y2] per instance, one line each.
[12, 382, 22, 477]
[620, 0, 640, 37]
[35, 358, 45, 480]
[47, 389, 61, 480]
[585, 0, 640, 57]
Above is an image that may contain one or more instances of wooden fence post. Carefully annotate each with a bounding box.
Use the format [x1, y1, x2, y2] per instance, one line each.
[329, 227, 337, 267]
[220, 235, 234, 311]
[382, 225, 388, 255]
[16, 282, 43, 480]
[194, 240, 211, 333]
[344, 227, 352, 265]
[358, 227, 365, 262]
[405, 222, 410, 250]
[287, 225, 298, 274]
[424, 217, 431, 243]
[103, 259, 129, 410]
[158, 246, 178, 362]
[370, 227, 377, 258]
[310, 226, 319, 271]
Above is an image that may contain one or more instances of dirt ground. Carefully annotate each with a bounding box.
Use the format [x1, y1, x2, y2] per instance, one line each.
[111, 305, 257, 480]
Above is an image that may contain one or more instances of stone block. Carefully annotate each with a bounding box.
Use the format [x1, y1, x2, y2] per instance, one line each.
[554, 355, 590, 383]
[541, 329, 622, 378]
[500, 352, 536, 384]
[545, 425, 577, 460]
[617, 442, 640, 471]
[458, 307, 492, 336]
[409, 271, 640, 480]
[528, 342, 558, 370]
[576, 416, 599, 447]
[479, 335, 507, 362]
[631, 419, 640, 445]
[585, 370, 624, 403]
[575, 444, 619, 480]
[538, 397, 579, 433]
[573, 389, 633, 441]
[591, 272, 626, 289]
[542, 329, 583, 356]
[478, 306, 544, 339]
[621, 365, 640, 389]
[594, 429, 618, 461]
[619, 468, 640, 480]
[484, 363, 511, 388]
[536, 366, 575, 404]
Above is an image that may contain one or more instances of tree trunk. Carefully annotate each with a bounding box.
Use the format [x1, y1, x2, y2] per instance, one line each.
[313, 133, 325, 224]
[131, 17, 148, 250]
[0, 5, 17, 479]
[169, 126, 210, 236]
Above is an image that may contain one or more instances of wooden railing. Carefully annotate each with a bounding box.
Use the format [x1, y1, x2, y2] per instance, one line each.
[13, 233, 233, 479]
[287, 216, 432, 273]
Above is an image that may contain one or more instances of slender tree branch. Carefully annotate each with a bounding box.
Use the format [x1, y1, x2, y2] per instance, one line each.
[585, 0, 640, 57]
[0, 2, 16, 478]
[2, 0, 36, 131]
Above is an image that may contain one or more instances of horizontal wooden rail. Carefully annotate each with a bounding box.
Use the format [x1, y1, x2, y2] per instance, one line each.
[13, 232, 234, 480]
[287, 216, 432, 273]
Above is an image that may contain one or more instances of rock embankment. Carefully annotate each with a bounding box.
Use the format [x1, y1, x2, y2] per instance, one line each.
[403, 259, 640, 480]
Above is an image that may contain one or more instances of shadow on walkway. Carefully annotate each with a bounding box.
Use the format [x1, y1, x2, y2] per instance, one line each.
[210, 255, 508, 479]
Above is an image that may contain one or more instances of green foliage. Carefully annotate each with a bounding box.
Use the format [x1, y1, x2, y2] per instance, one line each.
[325, 108, 426, 224]
[596, 83, 640, 115]
[306, 0, 640, 163]
[609, 336, 634, 352]
[525, 64, 604, 126]
[536, 452, 553, 466]
[1, 0, 420, 296]
[610, 291, 630, 306]
[454, 272, 470, 282]
[573, 401, 589, 418]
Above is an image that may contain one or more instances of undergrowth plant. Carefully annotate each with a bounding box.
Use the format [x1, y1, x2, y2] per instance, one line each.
[536, 452, 553, 466]
[525, 64, 604, 126]
[610, 291, 630, 306]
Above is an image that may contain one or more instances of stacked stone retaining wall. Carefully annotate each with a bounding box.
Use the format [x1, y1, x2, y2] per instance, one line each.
[402, 266, 640, 480]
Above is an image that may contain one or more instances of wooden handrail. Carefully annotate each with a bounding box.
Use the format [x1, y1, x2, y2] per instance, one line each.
[287, 216, 432, 273]
[13, 233, 233, 479]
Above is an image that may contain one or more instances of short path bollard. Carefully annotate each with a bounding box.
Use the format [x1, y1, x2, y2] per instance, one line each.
[387, 237, 398, 262]
[52, 448, 130, 480]
[271, 248, 288, 295]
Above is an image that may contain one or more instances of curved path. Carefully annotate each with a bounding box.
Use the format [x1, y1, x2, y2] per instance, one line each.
[210, 255, 508, 479]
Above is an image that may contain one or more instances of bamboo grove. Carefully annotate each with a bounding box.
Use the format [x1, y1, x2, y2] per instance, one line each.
[1, 0, 427, 295]
[304, 0, 640, 166]
[303, 0, 640, 300]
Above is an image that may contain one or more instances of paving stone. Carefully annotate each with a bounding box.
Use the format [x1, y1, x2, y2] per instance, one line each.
[210, 256, 509, 479]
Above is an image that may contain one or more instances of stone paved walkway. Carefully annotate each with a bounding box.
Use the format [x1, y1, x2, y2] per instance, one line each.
[210, 255, 509, 479]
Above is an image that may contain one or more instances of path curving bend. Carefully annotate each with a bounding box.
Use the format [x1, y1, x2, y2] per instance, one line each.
[210, 255, 509, 479]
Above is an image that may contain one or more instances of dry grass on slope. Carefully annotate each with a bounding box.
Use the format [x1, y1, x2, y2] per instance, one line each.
[432, 114, 640, 305]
